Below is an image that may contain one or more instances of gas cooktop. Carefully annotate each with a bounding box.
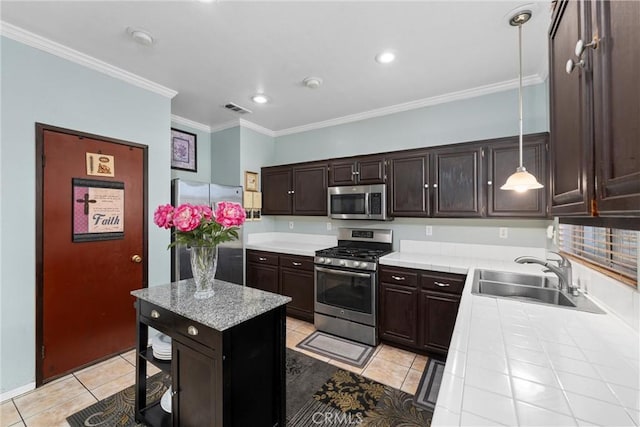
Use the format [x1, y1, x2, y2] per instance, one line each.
[314, 228, 393, 271]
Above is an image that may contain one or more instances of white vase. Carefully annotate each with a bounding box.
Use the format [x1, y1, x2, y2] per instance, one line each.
[189, 245, 218, 299]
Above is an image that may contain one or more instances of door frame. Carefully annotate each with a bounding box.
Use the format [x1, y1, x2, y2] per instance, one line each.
[35, 123, 149, 386]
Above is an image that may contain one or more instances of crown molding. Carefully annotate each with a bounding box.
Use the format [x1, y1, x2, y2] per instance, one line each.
[238, 119, 276, 138]
[171, 115, 211, 133]
[210, 120, 241, 134]
[1, 21, 177, 99]
[273, 73, 545, 137]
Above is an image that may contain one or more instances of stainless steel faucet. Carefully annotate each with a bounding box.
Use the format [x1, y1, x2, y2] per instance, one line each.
[514, 251, 578, 296]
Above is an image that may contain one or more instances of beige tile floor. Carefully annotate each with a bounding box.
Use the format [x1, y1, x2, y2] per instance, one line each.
[1, 317, 427, 427]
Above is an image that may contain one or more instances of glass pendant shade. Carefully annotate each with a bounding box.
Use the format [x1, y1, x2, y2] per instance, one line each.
[501, 11, 544, 192]
[501, 166, 544, 192]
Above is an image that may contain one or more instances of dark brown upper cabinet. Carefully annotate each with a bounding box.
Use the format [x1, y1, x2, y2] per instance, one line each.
[261, 161, 328, 216]
[487, 134, 548, 218]
[549, 0, 639, 216]
[591, 1, 640, 215]
[388, 151, 430, 217]
[328, 155, 386, 186]
[432, 145, 484, 217]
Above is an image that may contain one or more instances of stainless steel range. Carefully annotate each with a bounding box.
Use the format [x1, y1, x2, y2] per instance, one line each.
[314, 228, 393, 346]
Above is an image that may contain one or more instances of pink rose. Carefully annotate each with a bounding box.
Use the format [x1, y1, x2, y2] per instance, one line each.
[173, 204, 202, 232]
[153, 204, 174, 229]
[215, 201, 246, 228]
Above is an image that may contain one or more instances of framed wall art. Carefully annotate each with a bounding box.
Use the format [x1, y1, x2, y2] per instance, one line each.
[244, 171, 259, 191]
[171, 128, 197, 172]
[72, 178, 124, 242]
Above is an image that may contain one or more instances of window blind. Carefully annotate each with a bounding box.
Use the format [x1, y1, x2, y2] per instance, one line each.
[558, 224, 638, 285]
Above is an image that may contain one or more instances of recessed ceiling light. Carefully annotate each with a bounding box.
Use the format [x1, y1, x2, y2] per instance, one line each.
[375, 51, 396, 64]
[126, 27, 154, 46]
[251, 94, 270, 104]
[303, 77, 323, 89]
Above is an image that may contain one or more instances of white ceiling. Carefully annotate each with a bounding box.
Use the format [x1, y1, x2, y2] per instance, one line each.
[1, 1, 551, 134]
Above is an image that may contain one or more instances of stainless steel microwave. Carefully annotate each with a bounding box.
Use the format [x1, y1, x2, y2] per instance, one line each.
[328, 184, 389, 220]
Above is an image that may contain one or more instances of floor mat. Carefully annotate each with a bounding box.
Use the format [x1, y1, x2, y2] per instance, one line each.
[296, 331, 375, 368]
[413, 357, 445, 411]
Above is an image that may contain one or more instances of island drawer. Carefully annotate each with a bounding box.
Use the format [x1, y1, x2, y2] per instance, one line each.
[247, 250, 279, 266]
[139, 301, 174, 330]
[279, 255, 313, 271]
[173, 315, 219, 350]
[420, 272, 466, 294]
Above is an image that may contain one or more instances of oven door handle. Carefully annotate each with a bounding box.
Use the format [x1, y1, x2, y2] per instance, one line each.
[315, 266, 372, 279]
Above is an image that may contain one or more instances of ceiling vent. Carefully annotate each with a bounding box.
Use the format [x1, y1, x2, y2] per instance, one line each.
[223, 102, 253, 114]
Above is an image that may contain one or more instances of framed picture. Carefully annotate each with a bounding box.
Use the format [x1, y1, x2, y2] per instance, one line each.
[245, 171, 259, 191]
[171, 128, 197, 172]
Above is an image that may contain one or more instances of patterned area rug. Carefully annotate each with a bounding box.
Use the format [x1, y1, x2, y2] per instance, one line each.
[67, 349, 432, 427]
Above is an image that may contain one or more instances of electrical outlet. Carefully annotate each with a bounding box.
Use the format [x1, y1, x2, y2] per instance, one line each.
[499, 227, 508, 239]
[289, 221, 294, 230]
[326, 222, 332, 231]
[425, 225, 433, 236]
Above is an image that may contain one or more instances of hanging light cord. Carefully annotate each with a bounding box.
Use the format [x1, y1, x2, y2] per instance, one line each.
[517, 22, 524, 170]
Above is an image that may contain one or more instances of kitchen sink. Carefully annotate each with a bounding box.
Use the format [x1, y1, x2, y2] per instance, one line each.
[471, 269, 604, 314]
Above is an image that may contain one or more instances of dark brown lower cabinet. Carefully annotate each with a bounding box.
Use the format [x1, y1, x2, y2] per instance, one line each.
[418, 290, 461, 353]
[246, 250, 315, 322]
[379, 265, 464, 355]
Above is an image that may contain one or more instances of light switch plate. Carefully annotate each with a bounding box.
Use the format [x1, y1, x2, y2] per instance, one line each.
[425, 225, 433, 236]
[289, 221, 294, 230]
[499, 227, 508, 239]
[326, 222, 332, 231]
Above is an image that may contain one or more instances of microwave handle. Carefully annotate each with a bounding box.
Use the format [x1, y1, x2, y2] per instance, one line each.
[315, 266, 372, 279]
[365, 192, 370, 216]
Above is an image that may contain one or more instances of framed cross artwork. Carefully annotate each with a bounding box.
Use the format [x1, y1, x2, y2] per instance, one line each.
[171, 128, 197, 172]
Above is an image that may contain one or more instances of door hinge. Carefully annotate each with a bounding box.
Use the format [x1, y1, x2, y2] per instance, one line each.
[41, 345, 45, 359]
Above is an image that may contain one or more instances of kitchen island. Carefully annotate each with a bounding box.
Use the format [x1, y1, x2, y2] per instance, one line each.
[131, 279, 291, 427]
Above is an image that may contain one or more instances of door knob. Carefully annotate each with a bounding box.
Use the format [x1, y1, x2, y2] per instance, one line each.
[131, 255, 142, 263]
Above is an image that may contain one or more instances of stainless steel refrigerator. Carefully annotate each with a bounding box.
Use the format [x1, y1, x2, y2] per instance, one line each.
[171, 178, 244, 285]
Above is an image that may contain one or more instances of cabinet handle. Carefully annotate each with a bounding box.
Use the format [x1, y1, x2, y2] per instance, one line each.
[424, 183, 429, 189]
[566, 58, 584, 74]
[391, 275, 406, 281]
[150, 310, 160, 319]
[575, 37, 598, 57]
[435, 281, 451, 287]
[171, 390, 177, 397]
[433, 183, 438, 188]
[292, 262, 302, 266]
[291, 190, 295, 194]
[488, 181, 492, 185]
[187, 325, 199, 336]
[258, 257, 267, 261]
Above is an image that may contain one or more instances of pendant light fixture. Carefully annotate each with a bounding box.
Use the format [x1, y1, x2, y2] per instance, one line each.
[501, 10, 544, 193]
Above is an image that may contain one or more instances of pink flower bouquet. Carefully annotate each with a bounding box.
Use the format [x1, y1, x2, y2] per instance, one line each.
[154, 201, 246, 248]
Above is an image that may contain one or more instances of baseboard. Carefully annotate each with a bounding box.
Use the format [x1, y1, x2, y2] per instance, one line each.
[1, 381, 35, 402]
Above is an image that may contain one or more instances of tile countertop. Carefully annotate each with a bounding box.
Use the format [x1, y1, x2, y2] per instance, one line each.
[245, 232, 337, 257]
[379, 251, 640, 426]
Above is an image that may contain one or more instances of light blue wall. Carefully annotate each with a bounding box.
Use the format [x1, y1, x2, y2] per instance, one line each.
[268, 82, 551, 248]
[210, 126, 241, 186]
[0, 37, 172, 394]
[171, 122, 212, 182]
[273, 83, 548, 164]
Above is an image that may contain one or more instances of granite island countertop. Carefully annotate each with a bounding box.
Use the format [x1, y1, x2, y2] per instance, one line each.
[380, 244, 640, 426]
[131, 279, 291, 331]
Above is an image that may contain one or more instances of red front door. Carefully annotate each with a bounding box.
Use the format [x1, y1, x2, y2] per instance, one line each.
[38, 125, 146, 383]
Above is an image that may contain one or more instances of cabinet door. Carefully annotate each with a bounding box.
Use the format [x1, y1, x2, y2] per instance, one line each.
[280, 267, 314, 322]
[487, 135, 548, 217]
[433, 146, 483, 217]
[357, 156, 386, 184]
[173, 340, 219, 427]
[592, 0, 640, 215]
[261, 166, 292, 215]
[378, 282, 418, 347]
[328, 160, 357, 186]
[246, 263, 279, 294]
[549, 0, 594, 215]
[292, 162, 328, 215]
[418, 290, 460, 354]
[389, 152, 430, 217]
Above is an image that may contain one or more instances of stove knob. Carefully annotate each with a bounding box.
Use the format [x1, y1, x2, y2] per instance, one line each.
[317, 257, 325, 263]
[360, 262, 368, 269]
[325, 258, 332, 264]
[339, 260, 346, 266]
[353, 261, 361, 268]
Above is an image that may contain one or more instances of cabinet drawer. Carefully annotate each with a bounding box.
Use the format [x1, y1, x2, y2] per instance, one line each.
[173, 315, 219, 350]
[420, 272, 466, 295]
[247, 250, 279, 266]
[379, 267, 418, 287]
[139, 301, 174, 330]
[279, 255, 313, 271]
